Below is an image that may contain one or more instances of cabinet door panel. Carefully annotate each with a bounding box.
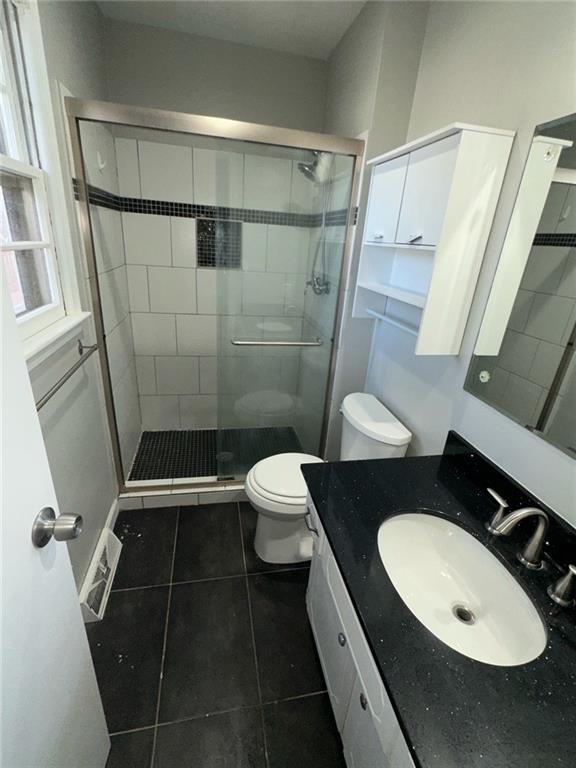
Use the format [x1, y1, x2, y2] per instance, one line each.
[307, 552, 355, 730]
[364, 155, 409, 244]
[396, 134, 459, 246]
[343, 678, 389, 768]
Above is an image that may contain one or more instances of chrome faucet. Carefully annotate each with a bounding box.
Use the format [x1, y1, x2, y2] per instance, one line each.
[485, 488, 549, 569]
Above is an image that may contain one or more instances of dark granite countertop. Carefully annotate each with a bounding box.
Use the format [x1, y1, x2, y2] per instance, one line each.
[301, 433, 576, 768]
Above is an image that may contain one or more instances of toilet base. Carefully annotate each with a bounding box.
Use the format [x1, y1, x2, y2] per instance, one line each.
[254, 511, 313, 564]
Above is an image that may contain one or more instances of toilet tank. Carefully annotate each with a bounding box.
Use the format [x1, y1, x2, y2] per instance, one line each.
[340, 393, 412, 460]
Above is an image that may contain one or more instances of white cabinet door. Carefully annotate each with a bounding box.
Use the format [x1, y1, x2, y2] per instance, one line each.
[343, 677, 389, 768]
[307, 549, 356, 731]
[364, 155, 409, 244]
[395, 133, 459, 246]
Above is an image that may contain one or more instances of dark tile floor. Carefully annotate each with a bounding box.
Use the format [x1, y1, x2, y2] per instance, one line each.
[129, 427, 302, 481]
[87, 502, 345, 768]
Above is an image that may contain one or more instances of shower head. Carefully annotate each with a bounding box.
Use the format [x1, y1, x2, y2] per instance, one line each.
[297, 151, 332, 184]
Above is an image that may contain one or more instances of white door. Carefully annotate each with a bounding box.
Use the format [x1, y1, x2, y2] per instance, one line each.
[395, 133, 459, 246]
[364, 155, 409, 244]
[1, 274, 110, 767]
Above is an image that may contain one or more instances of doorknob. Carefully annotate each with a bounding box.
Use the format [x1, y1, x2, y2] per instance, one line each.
[31, 507, 83, 548]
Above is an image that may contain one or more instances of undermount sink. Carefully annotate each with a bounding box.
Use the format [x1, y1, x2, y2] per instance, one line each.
[378, 512, 547, 666]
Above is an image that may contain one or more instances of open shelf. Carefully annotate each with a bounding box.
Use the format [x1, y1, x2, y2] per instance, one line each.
[357, 281, 427, 308]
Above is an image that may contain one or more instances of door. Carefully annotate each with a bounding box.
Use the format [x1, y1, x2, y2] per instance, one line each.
[1, 273, 109, 767]
[395, 133, 459, 246]
[364, 155, 408, 244]
[307, 544, 356, 731]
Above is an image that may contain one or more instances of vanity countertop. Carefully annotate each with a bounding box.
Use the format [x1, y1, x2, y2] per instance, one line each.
[301, 434, 576, 768]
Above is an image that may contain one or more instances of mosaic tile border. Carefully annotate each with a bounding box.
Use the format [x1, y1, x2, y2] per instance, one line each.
[73, 179, 357, 229]
[533, 233, 576, 247]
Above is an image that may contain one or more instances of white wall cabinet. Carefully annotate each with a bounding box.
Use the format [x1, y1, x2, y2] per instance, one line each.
[306, 499, 416, 768]
[353, 123, 515, 354]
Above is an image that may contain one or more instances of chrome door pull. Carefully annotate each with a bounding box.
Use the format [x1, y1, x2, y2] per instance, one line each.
[32, 507, 83, 548]
[408, 234, 423, 244]
[338, 632, 346, 647]
[231, 338, 323, 347]
[360, 692, 368, 711]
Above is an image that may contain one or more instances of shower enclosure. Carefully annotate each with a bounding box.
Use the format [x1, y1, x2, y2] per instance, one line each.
[67, 100, 362, 491]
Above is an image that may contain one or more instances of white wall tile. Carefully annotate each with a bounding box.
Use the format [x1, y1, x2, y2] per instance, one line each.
[284, 275, 306, 317]
[196, 269, 217, 314]
[242, 272, 285, 315]
[242, 223, 267, 272]
[99, 266, 129, 333]
[127, 265, 150, 312]
[118, 496, 144, 510]
[218, 270, 243, 314]
[91, 206, 124, 274]
[179, 395, 218, 428]
[156, 356, 200, 395]
[498, 330, 539, 378]
[197, 489, 248, 504]
[139, 141, 193, 203]
[528, 340, 564, 388]
[501, 374, 543, 425]
[169, 492, 200, 506]
[558, 251, 576, 299]
[244, 155, 292, 211]
[525, 293, 574, 344]
[538, 184, 570, 232]
[148, 266, 197, 313]
[521, 246, 567, 294]
[508, 289, 534, 333]
[199, 357, 217, 394]
[140, 395, 180, 430]
[193, 148, 244, 207]
[556, 187, 576, 233]
[115, 138, 141, 198]
[171, 217, 197, 268]
[176, 315, 217, 355]
[123, 213, 171, 266]
[106, 315, 134, 388]
[267, 226, 310, 274]
[135, 357, 156, 395]
[132, 313, 176, 355]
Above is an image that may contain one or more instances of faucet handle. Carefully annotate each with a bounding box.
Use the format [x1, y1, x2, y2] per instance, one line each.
[486, 488, 509, 531]
[548, 564, 576, 607]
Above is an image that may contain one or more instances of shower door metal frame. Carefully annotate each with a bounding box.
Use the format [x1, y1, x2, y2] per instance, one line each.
[66, 97, 365, 494]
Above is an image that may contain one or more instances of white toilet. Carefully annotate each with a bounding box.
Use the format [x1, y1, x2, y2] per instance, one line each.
[245, 392, 412, 564]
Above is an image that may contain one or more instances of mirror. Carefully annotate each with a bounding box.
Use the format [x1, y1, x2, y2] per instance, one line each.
[466, 113, 576, 458]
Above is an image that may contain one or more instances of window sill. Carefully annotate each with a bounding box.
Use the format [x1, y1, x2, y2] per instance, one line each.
[24, 312, 92, 371]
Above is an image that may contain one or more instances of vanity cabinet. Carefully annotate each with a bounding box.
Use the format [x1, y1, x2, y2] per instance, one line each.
[306, 500, 416, 768]
[353, 123, 515, 354]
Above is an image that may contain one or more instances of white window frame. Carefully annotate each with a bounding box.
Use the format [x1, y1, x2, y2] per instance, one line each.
[2, 0, 87, 360]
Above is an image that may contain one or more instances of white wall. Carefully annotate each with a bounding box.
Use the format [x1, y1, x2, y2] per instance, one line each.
[103, 17, 328, 132]
[36, 0, 118, 588]
[365, 1, 576, 523]
[323, 1, 429, 457]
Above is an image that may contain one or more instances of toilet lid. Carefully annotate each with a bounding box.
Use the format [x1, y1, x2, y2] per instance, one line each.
[252, 453, 323, 500]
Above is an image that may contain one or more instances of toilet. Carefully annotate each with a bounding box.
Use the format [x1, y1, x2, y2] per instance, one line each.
[245, 392, 412, 564]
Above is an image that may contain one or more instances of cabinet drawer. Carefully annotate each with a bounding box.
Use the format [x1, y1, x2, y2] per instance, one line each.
[326, 544, 416, 768]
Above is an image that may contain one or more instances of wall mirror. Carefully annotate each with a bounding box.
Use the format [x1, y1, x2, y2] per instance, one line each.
[466, 113, 576, 458]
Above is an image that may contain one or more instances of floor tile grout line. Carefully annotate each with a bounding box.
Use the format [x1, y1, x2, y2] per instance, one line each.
[108, 689, 331, 737]
[111, 568, 308, 594]
[237, 501, 270, 768]
[149, 507, 180, 768]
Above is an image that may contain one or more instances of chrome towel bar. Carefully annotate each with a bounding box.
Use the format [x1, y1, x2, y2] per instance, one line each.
[231, 337, 323, 347]
[35, 341, 99, 412]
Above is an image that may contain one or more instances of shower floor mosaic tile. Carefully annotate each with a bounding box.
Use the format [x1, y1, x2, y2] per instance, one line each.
[87, 502, 344, 768]
[128, 426, 303, 481]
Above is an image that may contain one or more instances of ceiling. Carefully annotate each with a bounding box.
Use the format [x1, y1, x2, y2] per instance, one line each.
[97, 1, 366, 60]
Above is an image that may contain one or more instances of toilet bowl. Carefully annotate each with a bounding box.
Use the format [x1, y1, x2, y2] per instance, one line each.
[245, 393, 412, 564]
[246, 452, 323, 564]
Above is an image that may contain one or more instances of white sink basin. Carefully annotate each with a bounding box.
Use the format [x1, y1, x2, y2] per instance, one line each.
[378, 512, 547, 666]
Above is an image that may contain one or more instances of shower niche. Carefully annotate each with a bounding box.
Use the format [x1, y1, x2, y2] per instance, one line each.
[71, 104, 360, 490]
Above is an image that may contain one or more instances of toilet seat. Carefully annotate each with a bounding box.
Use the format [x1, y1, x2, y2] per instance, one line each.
[246, 452, 323, 516]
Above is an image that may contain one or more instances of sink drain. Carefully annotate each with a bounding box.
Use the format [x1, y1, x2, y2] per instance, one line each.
[452, 604, 476, 625]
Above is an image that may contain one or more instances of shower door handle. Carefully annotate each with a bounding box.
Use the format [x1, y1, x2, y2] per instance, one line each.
[230, 338, 323, 347]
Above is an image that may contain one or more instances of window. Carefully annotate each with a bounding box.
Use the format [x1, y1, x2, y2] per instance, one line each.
[1, 3, 65, 338]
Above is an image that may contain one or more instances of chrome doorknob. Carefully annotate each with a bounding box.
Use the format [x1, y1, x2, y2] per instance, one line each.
[31, 507, 83, 548]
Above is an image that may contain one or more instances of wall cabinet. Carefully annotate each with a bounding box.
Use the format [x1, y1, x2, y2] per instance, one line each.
[353, 123, 515, 354]
[306, 500, 416, 768]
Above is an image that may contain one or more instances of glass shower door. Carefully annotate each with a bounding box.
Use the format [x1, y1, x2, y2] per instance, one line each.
[215, 144, 355, 479]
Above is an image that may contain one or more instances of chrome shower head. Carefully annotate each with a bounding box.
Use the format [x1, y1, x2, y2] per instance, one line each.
[297, 151, 321, 182]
